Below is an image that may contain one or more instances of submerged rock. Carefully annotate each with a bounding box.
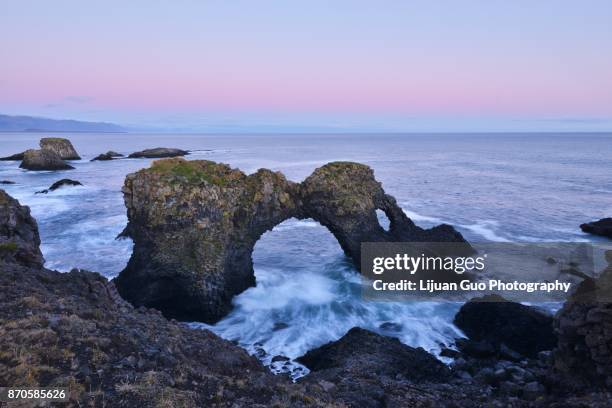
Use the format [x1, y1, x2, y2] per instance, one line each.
[580, 218, 612, 239]
[0, 189, 44, 268]
[454, 294, 557, 358]
[0, 180, 15, 185]
[128, 147, 188, 158]
[0, 151, 25, 161]
[115, 159, 470, 323]
[36, 179, 82, 194]
[40, 137, 81, 160]
[19, 149, 74, 171]
[91, 151, 123, 161]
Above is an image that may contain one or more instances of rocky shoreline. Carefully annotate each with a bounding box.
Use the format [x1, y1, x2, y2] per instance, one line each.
[2, 154, 612, 406]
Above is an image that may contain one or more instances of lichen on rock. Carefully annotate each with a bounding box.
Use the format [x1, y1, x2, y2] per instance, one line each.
[40, 137, 81, 160]
[115, 158, 471, 323]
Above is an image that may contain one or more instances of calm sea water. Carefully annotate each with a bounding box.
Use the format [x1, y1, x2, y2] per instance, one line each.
[1, 132, 611, 375]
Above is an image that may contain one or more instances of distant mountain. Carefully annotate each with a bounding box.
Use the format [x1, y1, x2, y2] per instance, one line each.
[0, 114, 125, 133]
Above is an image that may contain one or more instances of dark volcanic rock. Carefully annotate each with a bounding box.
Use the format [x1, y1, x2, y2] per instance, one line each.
[0, 151, 25, 161]
[128, 147, 188, 158]
[553, 251, 612, 389]
[19, 149, 74, 171]
[36, 179, 83, 194]
[297, 328, 484, 407]
[580, 218, 612, 239]
[91, 150, 123, 161]
[115, 159, 470, 323]
[454, 294, 557, 358]
[0, 189, 44, 268]
[298, 327, 451, 382]
[39, 137, 81, 160]
[0, 189, 336, 408]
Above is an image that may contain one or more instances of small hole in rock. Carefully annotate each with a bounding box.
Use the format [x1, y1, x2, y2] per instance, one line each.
[376, 209, 391, 231]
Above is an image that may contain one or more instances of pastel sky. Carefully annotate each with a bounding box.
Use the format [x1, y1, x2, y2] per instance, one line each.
[1, 0, 611, 132]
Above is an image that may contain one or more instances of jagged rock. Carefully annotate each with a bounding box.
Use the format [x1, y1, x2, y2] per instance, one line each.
[91, 151, 123, 161]
[298, 327, 451, 382]
[19, 149, 74, 171]
[36, 179, 83, 194]
[128, 147, 188, 158]
[115, 159, 470, 322]
[39, 137, 81, 160]
[0, 189, 43, 268]
[553, 251, 612, 389]
[0, 152, 25, 161]
[0, 190, 336, 407]
[580, 218, 612, 239]
[454, 294, 556, 358]
[296, 328, 485, 407]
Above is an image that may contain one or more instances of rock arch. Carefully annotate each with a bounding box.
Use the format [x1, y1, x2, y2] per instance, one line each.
[114, 159, 470, 323]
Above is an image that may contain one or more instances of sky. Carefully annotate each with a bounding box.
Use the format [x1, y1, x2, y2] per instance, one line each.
[1, 0, 611, 132]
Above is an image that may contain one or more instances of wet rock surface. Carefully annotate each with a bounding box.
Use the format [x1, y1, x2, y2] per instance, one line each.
[36, 178, 83, 194]
[115, 159, 470, 323]
[40, 137, 81, 160]
[580, 218, 612, 239]
[19, 149, 74, 171]
[454, 294, 557, 358]
[128, 147, 189, 158]
[91, 150, 124, 161]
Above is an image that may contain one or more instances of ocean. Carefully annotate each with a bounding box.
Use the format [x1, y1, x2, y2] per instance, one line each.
[1, 132, 611, 376]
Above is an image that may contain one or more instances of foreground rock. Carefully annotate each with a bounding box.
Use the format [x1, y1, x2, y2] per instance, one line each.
[128, 147, 188, 158]
[0, 151, 25, 161]
[36, 179, 83, 194]
[40, 137, 81, 160]
[0, 189, 44, 268]
[115, 159, 471, 323]
[91, 150, 123, 161]
[454, 294, 557, 358]
[0, 190, 335, 407]
[19, 149, 74, 171]
[554, 250, 612, 389]
[580, 218, 612, 239]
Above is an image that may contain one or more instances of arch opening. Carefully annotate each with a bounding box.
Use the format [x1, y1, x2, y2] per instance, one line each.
[376, 208, 392, 231]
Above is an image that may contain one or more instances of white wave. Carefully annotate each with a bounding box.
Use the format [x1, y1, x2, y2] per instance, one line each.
[458, 220, 510, 242]
[400, 207, 445, 224]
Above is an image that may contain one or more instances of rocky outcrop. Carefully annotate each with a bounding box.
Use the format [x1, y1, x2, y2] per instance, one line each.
[0, 151, 25, 161]
[19, 149, 74, 171]
[297, 327, 466, 407]
[36, 179, 83, 194]
[0, 189, 44, 268]
[39, 137, 81, 160]
[553, 250, 612, 389]
[128, 147, 188, 158]
[115, 159, 471, 323]
[91, 151, 123, 161]
[454, 294, 557, 358]
[0, 189, 336, 407]
[580, 218, 612, 239]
